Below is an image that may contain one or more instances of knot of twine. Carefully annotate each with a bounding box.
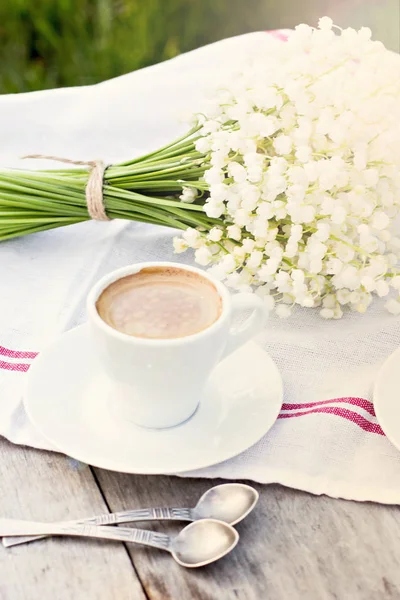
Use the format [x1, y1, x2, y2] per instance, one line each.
[23, 155, 110, 221]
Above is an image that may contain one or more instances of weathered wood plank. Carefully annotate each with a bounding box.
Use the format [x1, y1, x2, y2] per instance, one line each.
[95, 470, 400, 600]
[0, 439, 146, 600]
[3, 441, 400, 600]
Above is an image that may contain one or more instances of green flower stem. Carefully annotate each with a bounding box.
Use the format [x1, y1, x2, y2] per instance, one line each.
[118, 127, 202, 166]
[0, 126, 215, 241]
[107, 180, 189, 192]
[330, 234, 371, 257]
[108, 160, 199, 179]
[0, 219, 87, 242]
[104, 187, 205, 211]
[0, 194, 87, 216]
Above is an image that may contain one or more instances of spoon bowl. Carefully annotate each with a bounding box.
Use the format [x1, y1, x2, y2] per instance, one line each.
[194, 483, 259, 525]
[171, 519, 239, 568]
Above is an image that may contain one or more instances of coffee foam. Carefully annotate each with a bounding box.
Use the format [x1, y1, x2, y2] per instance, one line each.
[96, 267, 222, 339]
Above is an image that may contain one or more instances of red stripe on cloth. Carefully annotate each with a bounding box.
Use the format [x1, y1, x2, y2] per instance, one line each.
[282, 397, 376, 417]
[266, 30, 289, 41]
[0, 360, 30, 372]
[0, 346, 38, 359]
[278, 406, 384, 435]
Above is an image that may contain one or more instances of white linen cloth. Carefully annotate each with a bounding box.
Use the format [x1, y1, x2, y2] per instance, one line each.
[1, 31, 400, 503]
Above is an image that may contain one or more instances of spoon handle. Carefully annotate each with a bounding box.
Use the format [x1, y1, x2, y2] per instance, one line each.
[3, 507, 193, 548]
[0, 518, 171, 551]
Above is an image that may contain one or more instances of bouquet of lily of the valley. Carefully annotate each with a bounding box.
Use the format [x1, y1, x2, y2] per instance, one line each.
[2, 17, 400, 319]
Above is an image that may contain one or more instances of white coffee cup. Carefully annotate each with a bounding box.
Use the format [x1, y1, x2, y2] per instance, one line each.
[87, 262, 267, 429]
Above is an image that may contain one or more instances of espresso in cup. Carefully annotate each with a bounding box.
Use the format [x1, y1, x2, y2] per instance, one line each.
[88, 261, 266, 427]
[96, 266, 222, 340]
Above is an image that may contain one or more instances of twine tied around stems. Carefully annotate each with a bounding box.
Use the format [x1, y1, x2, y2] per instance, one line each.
[23, 155, 110, 221]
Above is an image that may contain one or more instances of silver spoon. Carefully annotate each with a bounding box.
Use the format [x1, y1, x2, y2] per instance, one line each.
[3, 483, 258, 548]
[0, 517, 239, 568]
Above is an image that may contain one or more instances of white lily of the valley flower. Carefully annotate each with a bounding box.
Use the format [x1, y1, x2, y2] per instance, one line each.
[175, 19, 400, 318]
[179, 186, 197, 203]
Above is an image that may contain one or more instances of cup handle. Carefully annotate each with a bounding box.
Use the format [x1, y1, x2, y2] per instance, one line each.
[221, 293, 267, 360]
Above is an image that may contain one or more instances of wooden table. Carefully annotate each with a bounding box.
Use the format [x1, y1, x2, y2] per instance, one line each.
[1, 436, 400, 600]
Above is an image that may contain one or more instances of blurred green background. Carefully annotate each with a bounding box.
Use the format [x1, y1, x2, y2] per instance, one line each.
[0, 0, 398, 94]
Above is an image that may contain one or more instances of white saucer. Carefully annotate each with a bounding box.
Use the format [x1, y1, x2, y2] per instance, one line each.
[24, 325, 283, 474]
[374, 347, 400, 450]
